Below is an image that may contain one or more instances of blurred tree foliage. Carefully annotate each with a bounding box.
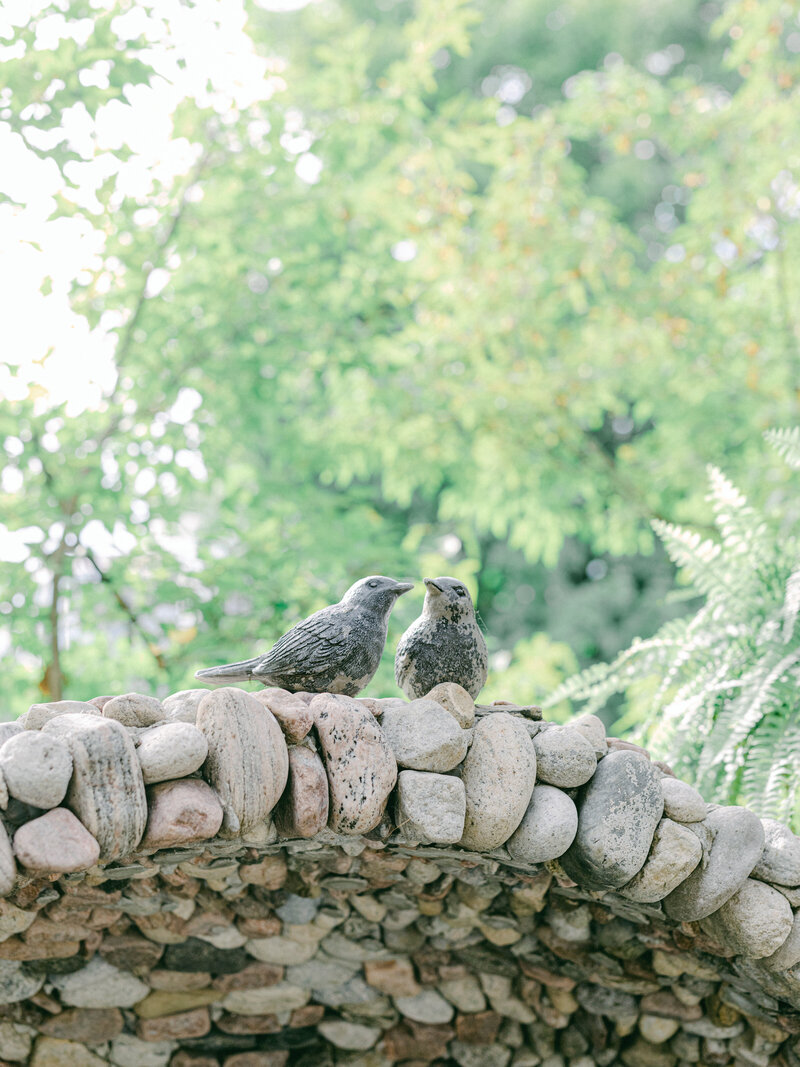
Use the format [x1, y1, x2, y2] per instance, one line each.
[1, 0, 798, 717]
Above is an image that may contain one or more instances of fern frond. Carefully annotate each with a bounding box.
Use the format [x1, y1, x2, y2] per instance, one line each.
[765, 427, 800, 469]
[782, 569, 800, 642]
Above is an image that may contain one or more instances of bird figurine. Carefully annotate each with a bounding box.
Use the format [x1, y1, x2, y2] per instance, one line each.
[395, 576, 488, 700]
[195, 576, 414, 696]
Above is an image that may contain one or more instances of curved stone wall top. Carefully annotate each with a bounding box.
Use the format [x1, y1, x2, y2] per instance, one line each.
[0, 683, 800, 1065]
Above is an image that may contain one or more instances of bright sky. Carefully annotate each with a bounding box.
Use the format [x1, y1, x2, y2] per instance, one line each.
[0, 0, 312, 417]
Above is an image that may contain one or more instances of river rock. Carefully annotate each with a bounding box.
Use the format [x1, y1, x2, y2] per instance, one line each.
[0, 959, 43, 1002]
[661, 777, 707, 823]
[21, 701, 101, 731]
[505, 784, 578, 864]
[701, 878, 793, 958]
[197, 688, 288, 837]
[41, 714, 147, 862]
[317, 1020, 381, 1050]
[51, 957, 149, 1008]
[752, 818, 800, 886]
[0, 824, 14, 899]
[0, 724, 22, 749]
[395, 769, 466, 844]
[31, 1037, 108, 1066]
[103, 693, 165, 728]
[140, 779, 224, 849]
[619, 818, 703, 903]
[13, 808, 100, 873]
[0, 731, 72, 809]
[664, 806, 765, 922]
[252, 688, 313, 744]
[135, 722, 208, 784]
[533, 725, 597, 787]
[561, 751, 663, 890]
[425, 682, 475, 728]
[459, 712, 536, 851]
[570, 713, 607, 758]
[394, 989, 454, 1024]
[762, 909, 800, 970]
[162, 689, 206, 723]
[312, 694, 397, 835]
[222, 983, 310, 1015]
[273, 745, 329, 839]
[380, 699, 469, 772]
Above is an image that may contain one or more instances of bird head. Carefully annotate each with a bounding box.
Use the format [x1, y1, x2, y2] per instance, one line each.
[422, 576, 477, 622]
[341, 575, 414, 616]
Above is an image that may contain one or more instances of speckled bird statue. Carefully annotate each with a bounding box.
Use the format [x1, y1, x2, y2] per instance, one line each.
[195, 576, 413, 696]
[394, 576, 488, 700]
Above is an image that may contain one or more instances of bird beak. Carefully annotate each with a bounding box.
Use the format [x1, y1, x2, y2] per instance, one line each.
[394, 582, 414, 594]
[423, 578, 443, 594]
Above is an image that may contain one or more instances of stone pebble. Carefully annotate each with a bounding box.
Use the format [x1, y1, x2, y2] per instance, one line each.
[533, 724, 597, 787]
[41, 714, 147, 863]
[661, 777, 707, 823]
[701, 877, 794, 958]
[0, 959, 43, 1003]
[0, 724, 22, 749]
[20, 700, 101, 731]
[561, 750, 664, 890]
[664, 805, 766, 922]
[505, 784, 578, 864]
[752, 817, 800, 886]
[252, 688, 313, 744]
[394, 988, 454, 1024]
[140, 779, 224, 850]
[459, 712, 536, 851]
[161, 689, 207, 723]
[103, 692, 166, 728]
[619, 818, 703, 903]
[317, 1020, 381, 1050]
[424, 682, 476, 728]
[394, 769, 466, 845]
[13, 808, 100, 874]
[31, 1037, 108, 1067]
[273, 744, 329, 839]
[762, 909, 800, 970]
[51, 956, 149, 1008]
[569, 713, 608, 758]
[380, 698, 469, 772]
[0, 731, 72, 809]
[312, 693, 397, 835]
[197, 688, 288, 837]
[135, 722, 208, 784]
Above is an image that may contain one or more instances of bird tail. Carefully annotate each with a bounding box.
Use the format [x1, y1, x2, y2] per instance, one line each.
[195, 657, 261, 686]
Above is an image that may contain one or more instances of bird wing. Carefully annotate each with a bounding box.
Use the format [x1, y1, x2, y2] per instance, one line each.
[253, 607, 352, 681]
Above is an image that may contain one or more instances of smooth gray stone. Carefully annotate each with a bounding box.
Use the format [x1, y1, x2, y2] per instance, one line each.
[618, 818, 703, 903]
[0, 731, 72, 809]
[664, 805, 765, 922]
[532, 725, 597, 787]
[0, 960, 43, 1004]
[560, 751, 663, 890]
[661, 777, 707, 823]
[700, 878, 793, 959]
[21, 700, 101, 730]
[506, 784, 578, 864]
[381, 700, 469, 772]
[395, 769, 466, 845]
[752, 818, 800, 886]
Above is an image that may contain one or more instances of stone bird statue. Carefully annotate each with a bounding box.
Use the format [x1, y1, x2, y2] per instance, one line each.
[394, 576, 488, 700]
[195, 576, 413, 696]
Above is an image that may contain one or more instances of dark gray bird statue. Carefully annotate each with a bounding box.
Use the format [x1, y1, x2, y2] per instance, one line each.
[394, 576, 488, 700]
[195, 576, 414, 696]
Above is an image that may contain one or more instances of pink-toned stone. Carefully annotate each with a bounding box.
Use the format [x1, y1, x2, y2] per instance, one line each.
[136, 1007, 210, 1041]
[364, 957, 421, 997]
[212, 962, 284, 993]
[238, 855, 287, 889]
[311, 693, 397, 834]
[197, 688, 289, 836]
[273, 745, 329, 839]
[13, 809, 100, 874]
[252, 689, 313, 744]
[140, 780, 224, 850]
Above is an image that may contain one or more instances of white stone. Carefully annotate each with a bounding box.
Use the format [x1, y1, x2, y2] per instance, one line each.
[103, 693, 165, 728]
[752, 818, 800, 886]
[570, 713, 608, 758]
[50, 956, 149, 1008]
[0, 1021, 31, 1062]
[135, 722, 208, 784]
[459, 713, 536, 851]
[532, 725, 596, 787]
[20, 701, 100, 730]
[395, 770, 466, 844]
[438, 975, 487, 1013]
[162, 689, 206, 724]
[380, 699, 469, 772]
[0, 732, 72, 809]
[506, 784, 578, 864]
[394, 989, 454, 1024]
[0, 960, 43, 1004]
[619, 818, 703, 903]
[661, 777, 707, 823]
[109, 1034, 176, 1067]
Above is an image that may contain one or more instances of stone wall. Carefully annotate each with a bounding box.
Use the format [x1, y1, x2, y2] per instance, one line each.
[1, 684, 800, 1066]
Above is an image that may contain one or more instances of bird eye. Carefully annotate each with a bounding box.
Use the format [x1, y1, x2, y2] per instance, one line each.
[455, 587, 466, 596]
[368, 580, 379, 588]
